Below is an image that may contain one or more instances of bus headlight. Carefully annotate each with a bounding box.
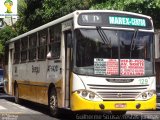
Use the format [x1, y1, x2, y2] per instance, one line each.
[142, 93, 147, 99]
[89, 92, 95, 99]
[136, 90, 156, 100]
[148, 91, 154, 97]
[76, 90, 102, 101]
[82, 90, 88, 97]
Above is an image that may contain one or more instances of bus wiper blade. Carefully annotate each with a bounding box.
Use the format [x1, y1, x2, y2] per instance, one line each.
[130, 29, 138, 57]
[96, 26, 112, 48]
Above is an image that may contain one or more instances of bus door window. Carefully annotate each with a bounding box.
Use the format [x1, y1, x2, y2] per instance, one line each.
[64, 30, 72, 107]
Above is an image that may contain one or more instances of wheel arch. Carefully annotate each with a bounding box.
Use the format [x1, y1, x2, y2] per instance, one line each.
[48, 83, 57, 102]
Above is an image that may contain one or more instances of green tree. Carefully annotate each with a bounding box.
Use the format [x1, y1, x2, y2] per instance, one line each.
[16, 0, 28, 34]
[91, 0, 160, 28]
[0, 26, 17, 56]
[16, 0, 96, 33]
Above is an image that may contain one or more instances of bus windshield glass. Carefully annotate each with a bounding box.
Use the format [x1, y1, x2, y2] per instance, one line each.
[74, 29, 153, 76]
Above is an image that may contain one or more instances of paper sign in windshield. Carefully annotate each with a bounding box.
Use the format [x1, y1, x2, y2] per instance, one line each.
[94, 58, 106, 74]
[94, 58, 119, 75]
[94, 59, 144, 76]
[106, 59, 119, 75]
[120, 59, 144, 76]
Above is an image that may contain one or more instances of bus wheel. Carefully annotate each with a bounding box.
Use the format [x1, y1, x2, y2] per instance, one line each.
[111, 111, 127, 115]
[14, 84, 20, 104]
[49, 88, 59, 117]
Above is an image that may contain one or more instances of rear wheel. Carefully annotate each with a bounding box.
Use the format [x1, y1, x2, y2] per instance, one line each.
[49, 88, 59, 117]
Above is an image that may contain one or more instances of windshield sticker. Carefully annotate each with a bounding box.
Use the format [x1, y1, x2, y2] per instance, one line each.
[106, 59, 119, 75]
[120, 59, 144, 76]
[94, 58, 119, 75]
[94, 58, 106, 74]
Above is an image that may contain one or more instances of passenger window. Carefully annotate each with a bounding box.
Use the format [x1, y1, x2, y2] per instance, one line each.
[38, 29, 47, 60]
[49, 25, 61, 59]
[21, 37, 28, 62]
[29, 33, 37, 61]
[14, 40, 20, 63]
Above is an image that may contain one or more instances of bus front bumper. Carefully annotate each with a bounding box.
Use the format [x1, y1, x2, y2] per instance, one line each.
[71, 93, 157, 111]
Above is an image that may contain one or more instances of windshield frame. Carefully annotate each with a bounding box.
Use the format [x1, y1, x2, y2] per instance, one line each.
[73, 28, 155, 77]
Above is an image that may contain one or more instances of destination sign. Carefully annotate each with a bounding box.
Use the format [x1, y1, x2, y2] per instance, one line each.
[109, 16, 146, 27]
[81, 14, 102, 23]
[78, 13, 152, 29]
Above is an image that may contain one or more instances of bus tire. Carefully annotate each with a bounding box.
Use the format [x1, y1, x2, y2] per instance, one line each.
[49, 88, 59, 117]
[14, 84, 20, 104]
[111, 111, 127, 115]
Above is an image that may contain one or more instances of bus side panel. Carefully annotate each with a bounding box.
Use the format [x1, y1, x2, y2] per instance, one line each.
[12, 61, 49, 105]
[26, 61, 48, 104]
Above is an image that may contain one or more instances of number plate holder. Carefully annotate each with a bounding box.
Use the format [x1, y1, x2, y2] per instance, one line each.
[115, 103, 126, 108]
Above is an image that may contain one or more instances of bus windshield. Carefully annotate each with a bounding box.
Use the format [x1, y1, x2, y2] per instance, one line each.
[74, 29, 154, 76]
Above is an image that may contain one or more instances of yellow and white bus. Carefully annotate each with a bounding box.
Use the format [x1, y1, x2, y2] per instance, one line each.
[4, 10, 156, 116]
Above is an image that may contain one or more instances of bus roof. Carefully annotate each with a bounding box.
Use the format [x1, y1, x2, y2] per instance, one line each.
[7, 10, 152, 43]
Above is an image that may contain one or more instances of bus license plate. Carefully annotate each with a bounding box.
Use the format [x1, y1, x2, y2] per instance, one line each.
[115, 103, 126, 108]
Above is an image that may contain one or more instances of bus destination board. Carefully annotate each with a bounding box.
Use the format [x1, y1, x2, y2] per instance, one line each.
[78, 13, 152, 29]
[109, 16, 146, 27]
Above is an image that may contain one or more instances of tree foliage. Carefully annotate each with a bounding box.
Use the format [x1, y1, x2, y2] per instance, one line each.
[15, 0, 160, 33]
[0, 26, 17, 56]
[91, 0, 160, 28]
[16, 0, 95, 33]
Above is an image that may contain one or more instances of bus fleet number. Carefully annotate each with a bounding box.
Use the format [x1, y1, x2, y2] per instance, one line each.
[139, 79, 148, 85]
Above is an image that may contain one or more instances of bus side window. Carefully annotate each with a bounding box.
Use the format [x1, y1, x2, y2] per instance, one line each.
[49, 24, 61, 59]
[14, 40, 20, 64]
[21, 37, 28, 62]
[29, 33, 37, 61]
[38, 29, 47, 60]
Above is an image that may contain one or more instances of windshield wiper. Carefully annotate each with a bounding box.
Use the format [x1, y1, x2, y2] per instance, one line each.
[96, 26, 112, 48]
[130, 29, 138, 58]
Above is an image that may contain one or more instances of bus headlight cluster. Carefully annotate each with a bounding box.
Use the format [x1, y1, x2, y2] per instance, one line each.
[137, 90, 156, 100]
[76, 90, 102, 101]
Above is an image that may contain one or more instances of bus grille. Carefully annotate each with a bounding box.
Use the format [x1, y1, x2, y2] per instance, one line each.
[87, 84, 149, 100]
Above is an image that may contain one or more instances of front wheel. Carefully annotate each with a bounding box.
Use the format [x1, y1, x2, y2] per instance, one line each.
[49, 88, 59, 117]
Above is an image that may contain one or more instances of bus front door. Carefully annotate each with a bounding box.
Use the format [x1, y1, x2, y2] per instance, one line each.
[63, 30, 72, 108]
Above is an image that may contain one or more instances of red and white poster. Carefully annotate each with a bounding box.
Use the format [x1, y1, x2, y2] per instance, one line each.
[120, 59, 144, 76]
[94, 58, 145, 76]
[106, 59, 119, 75]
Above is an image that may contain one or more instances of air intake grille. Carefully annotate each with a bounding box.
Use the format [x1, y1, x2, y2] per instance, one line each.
[87, 84, 149, 100]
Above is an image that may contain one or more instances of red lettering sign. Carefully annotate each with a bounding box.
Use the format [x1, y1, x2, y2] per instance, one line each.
[106, 59, 119, 75]
[120, 59, 144, 76]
